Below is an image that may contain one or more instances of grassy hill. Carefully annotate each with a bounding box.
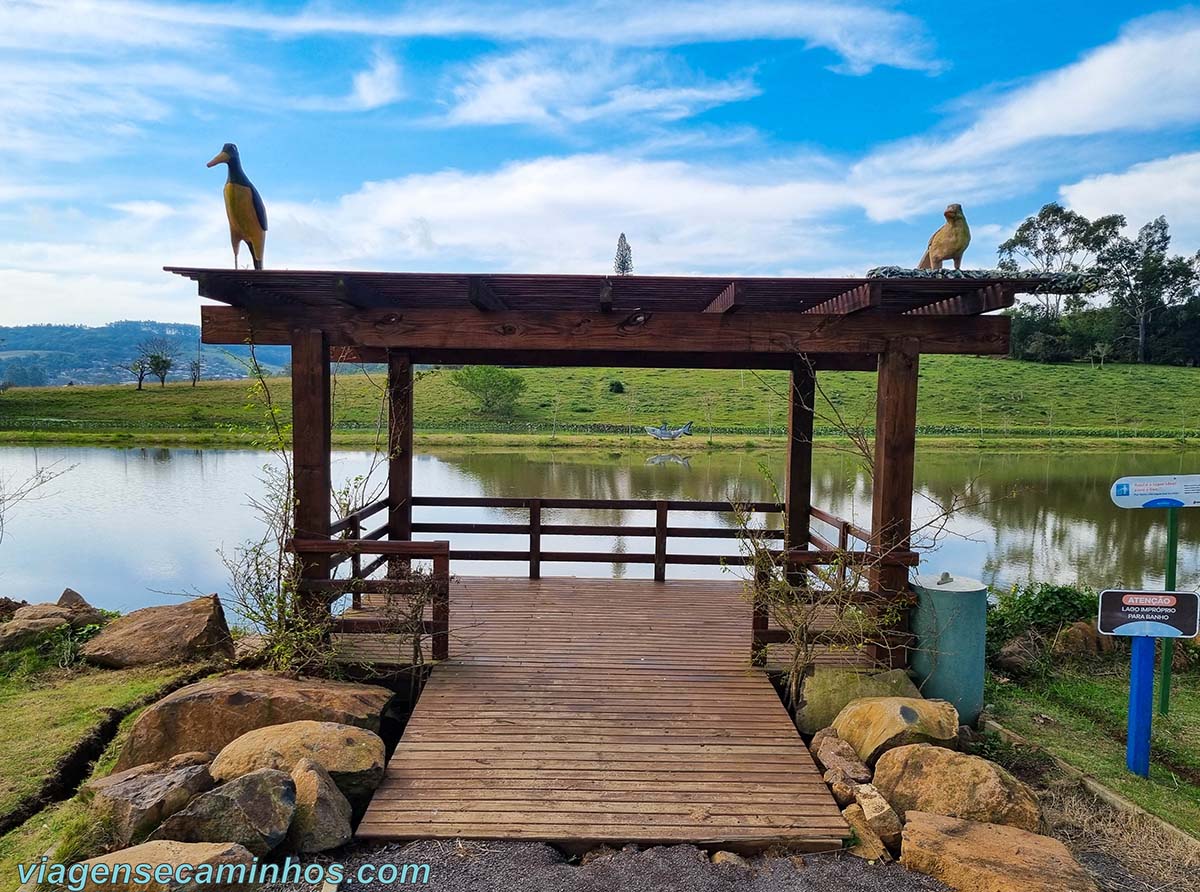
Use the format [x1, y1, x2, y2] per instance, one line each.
[1, 356, 1199, 448]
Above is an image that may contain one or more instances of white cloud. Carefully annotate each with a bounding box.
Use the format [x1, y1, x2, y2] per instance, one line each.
[443, 48, 757, 128]
[298, 48, 405, 112]
[12, 0, 939, 74]
[1061, 152, 1200, 249]
[848, 10, 1200, 220]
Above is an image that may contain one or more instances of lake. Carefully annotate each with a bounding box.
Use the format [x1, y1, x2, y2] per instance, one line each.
[1, 445, 1197, 614]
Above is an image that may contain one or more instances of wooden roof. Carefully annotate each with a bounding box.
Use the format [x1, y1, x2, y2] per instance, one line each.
[167, 267, 1054, 317]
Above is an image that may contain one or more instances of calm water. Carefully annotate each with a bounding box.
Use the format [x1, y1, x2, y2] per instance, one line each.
[0, 445, 1197, 613]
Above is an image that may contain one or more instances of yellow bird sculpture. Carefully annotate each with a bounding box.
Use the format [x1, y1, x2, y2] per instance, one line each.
[918, 203, 970, 270]
[207, 143, 267, 270]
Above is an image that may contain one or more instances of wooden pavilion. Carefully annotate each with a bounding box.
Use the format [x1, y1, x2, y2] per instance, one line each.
[173, 266, 1032, 851]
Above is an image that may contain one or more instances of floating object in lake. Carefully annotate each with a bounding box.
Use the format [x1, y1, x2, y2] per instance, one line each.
[645, 421, 693, 440]
[207, 142, 268, 270]
[646, 454, 691, 467]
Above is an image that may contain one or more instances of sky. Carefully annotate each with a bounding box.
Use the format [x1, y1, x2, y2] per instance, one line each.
[1, 0, 1199, 326]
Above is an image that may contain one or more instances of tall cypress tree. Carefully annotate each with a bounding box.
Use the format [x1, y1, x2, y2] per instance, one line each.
[613, 233, 633, 276]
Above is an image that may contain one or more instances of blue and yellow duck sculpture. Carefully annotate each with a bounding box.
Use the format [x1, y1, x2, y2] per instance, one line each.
[207, 143, 267, 270]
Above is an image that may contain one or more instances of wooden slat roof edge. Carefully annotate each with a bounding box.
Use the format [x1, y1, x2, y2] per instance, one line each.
[166, 265, 1065, 317]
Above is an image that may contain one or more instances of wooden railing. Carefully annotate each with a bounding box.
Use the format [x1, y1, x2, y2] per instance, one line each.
[291, 538, 450, 660]
[310, 495, 919, 666]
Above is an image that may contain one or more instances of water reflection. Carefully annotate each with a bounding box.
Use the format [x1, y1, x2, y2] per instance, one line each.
[0, 445, 1195, 613]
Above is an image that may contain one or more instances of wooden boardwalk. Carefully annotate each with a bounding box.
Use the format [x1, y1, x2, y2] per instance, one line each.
[354, 578, 848, 851]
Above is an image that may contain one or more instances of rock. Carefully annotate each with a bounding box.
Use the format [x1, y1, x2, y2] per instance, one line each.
[797, 668, 922, 735]
[853, 784, 902, 852]
[1053, 621, 1113, 657]
[116, 671, 394, 770]
[57, 587, 91, 609]
[233, 633, 268, 663]
[151, 768, 295, 856]
[85, 754, 216, 846]
[76, 840, 257, 892]
[580, 845, 618, 865]
[900, 811, 1098, 892]
[841, 804, 892, 863]
[832, 697, 959, 765]
[992, 634, 1041, 675]
[0, 601, 107, 651]
[809, 726, 838, 751]
[823, 767, 860, 807]
[210, 720, 385, 809]
[873, 743, 1042, 832]
[711, 851, 749, 868]
[81, 595, 234, 669]
[287, 758, 353, 854]
[812, 734, 871, 783]
[0, 596, 28, 622]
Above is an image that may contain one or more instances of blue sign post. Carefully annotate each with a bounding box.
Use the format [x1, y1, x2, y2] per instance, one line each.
[1098, 588, 1200, 778]
[1110, 475, 1200, 716]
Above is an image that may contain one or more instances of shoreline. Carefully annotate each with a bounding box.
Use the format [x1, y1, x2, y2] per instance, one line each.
[2, 428, 1199, 453]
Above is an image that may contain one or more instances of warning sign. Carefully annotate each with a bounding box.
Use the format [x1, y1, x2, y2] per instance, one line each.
[1098, 590, 1200, 638]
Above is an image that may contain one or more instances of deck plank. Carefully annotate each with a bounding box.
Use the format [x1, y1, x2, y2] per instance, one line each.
[354, 577, 849, 852]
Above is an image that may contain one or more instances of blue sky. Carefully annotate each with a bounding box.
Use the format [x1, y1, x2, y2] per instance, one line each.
[1, 0, 1199, 325]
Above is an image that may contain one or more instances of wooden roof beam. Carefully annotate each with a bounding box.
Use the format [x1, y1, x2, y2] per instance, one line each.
[468, 277, 508, 311]
[200, 304, 1009, 355]
[334, 276, 393, 310]
[801, 282, 881, 315]
[702, 282, 742, 314]
[904, 283, 1014, 316]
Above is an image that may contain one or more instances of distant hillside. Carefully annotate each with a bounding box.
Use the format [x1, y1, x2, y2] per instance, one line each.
[0, 321, 290, 386]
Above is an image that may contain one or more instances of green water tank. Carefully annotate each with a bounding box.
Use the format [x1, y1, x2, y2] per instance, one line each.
[910, 571, 988, 726]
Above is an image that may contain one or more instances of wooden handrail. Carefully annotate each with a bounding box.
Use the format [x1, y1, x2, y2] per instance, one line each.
[329, 495, 389, 535]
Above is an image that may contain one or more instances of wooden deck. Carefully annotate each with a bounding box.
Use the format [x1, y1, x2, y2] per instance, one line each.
[354, 577, 849, 852]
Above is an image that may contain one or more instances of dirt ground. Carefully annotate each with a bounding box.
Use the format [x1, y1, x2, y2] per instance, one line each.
[263, 841, 954, 892]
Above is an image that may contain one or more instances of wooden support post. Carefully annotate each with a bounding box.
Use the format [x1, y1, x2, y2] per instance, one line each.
[291, 329, 332, 604]
[654, 501, 668, 582]
[431, 548, 450, 661]
[869, 341, 920, 669]
[349, 517, 362, 609]
[387, 350, 414, 576]
[529, 499, 542, 580]
[785, 360, 815, 557]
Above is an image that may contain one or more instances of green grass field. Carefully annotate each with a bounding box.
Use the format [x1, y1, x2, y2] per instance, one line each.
[2, 356, 1199, 448]
[989, 666, 1200, 837]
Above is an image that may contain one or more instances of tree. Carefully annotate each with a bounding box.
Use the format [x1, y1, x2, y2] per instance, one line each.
[449, 365, 526, 416]
[998, 202, 1124, 317]
[613, 233, 633, 276]
[1099, 217, 1197, 363]
[137, 337, 180, 388]
[125, 357, 150, 390]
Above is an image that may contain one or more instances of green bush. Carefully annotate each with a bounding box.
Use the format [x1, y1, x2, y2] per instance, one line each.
[987, 582, 1099, 652]
[608, 380, 626, 393]
[449, 366, 526, 417]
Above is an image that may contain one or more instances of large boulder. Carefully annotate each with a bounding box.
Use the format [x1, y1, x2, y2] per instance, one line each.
[1053, 621, 1114, 657]
[76, 840, 257, 892]
[873, 743, 1042, 831]
[115, 671, 394, 770]
[901, 811, 1098, 892]
[81, 595, 234, 669]
[85, 753, 215, 847]
[210, 720, 385, 810]
[150, 769, 295, 856]
[797, 668, 922, 735]
[287, 757, 353, 853]
[831, 697, 959, 765]
[0, 596, 107, 651]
